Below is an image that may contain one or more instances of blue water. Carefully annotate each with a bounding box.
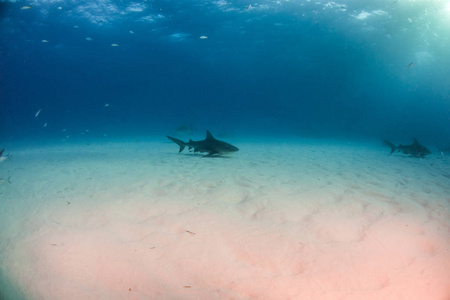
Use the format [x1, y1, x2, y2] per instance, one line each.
[1, 0, 449, 147]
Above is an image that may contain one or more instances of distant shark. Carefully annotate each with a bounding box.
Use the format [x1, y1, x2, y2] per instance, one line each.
[383, 139, 431, 158]
[438, 146, 450, 153]
[167, 130, 239, 157]
[0, 148, 5, 163]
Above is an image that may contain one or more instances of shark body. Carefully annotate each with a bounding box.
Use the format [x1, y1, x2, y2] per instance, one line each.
[383, 139, 431, 158]
[167, 130, 239, 157]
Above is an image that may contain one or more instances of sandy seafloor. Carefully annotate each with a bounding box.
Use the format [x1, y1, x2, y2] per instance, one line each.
[0, 138, 449, 300]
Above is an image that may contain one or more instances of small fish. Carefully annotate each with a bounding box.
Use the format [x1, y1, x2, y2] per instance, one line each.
[406, 62, 414, 70]
[35, 109, 42, 117]
[21, 6, 32, 10]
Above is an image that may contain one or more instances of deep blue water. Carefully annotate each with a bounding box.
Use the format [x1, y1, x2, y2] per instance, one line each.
[1, 0, 449, 148]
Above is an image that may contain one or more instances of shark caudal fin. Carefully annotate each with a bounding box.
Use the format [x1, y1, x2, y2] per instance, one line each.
[0, 149, 4, 157]
[167, 136, 186, 153]
[383, 140, 396, 154]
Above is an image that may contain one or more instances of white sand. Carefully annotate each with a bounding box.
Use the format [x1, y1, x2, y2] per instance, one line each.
[0, 139, 449, 299]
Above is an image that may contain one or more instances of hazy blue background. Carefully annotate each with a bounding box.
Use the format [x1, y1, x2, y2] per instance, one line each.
[1, 0, 449, 147]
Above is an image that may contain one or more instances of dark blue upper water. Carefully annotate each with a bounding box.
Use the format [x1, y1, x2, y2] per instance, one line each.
[1, 0, 449, 147]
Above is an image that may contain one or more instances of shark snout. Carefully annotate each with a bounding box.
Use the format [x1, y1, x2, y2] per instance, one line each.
[221, 143, 239, 153]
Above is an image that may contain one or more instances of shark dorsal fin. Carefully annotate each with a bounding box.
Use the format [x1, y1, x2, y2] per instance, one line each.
[206, 130, 215, 140]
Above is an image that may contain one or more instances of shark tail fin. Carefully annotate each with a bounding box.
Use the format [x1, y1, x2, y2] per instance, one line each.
[167, 136, 186, 153]
[0, 149, 4, 157]
[383, 140, 396, 154]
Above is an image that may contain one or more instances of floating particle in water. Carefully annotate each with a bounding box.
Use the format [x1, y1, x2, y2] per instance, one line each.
[111, 43, 119, 47]
[35, 109, 42, 117]
[21, 6, 32, 10]
[129, 31, 135, 34]
[199, 36, 208, 39]
[408, 18, 412, 23]
[44, 123, 48, 127]
[57, 7, 62, 10]
[86, 37, 93, 41]
[74, 25, 79, 29]
[41, 40, 48, 43]
[104, 104, 110, 107]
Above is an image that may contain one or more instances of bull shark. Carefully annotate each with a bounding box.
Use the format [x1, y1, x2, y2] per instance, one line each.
[167, 130, 239, 157]
[383, 139, 431, 158]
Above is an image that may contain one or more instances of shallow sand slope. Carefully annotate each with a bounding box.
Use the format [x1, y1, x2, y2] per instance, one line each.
[0, 140, 449, 299]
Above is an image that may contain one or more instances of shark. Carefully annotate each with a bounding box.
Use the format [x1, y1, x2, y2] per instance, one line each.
[167, 130, 239, 157]
[0, 148, 5, 163]
[438, 146, 450, 153]
[383, 138, 431, 158]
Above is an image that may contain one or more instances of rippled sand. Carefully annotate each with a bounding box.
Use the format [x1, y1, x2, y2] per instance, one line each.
[0, 139, 449, 299]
